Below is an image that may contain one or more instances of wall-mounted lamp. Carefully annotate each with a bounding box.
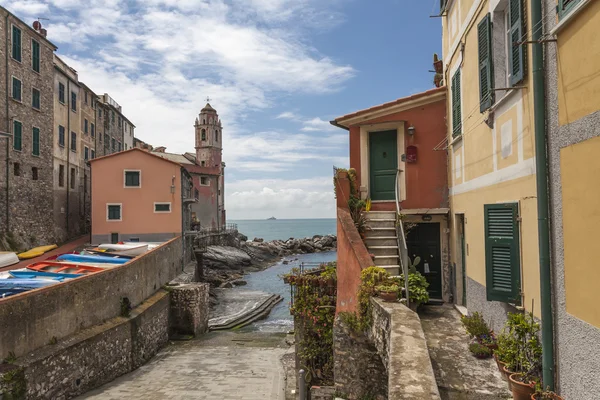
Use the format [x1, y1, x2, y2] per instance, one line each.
[408, 126, 416, 136]
[170, 176, 176, 194]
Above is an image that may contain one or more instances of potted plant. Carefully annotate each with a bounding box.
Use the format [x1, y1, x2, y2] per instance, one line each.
[531, 387, 564, 400]
[433, 53, 443, 73]
[399, 271, 429, 311]
[434, 73, 443, 88]
[477, 332, 498, 350]
[376, 284, 399, 302]
[469, 342, 492, 359]
[510, 372, 537, 400]
[494, 330, 517, 383]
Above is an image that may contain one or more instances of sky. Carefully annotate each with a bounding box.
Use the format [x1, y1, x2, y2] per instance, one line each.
[6, 0, 442, 220]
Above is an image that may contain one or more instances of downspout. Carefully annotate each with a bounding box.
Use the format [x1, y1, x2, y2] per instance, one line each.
[5, 13, 10, 233]
[216, 174, 220, 231]
[66, 79, 70, 238]
[532, 0, 554, 390]
[181, 168, 185, 270]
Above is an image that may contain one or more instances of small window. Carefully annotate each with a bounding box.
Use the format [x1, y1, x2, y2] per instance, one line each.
[32, 88, 41, 110]
[91, 149, 96, 159]
[118, 142, 121, 152]
[84, 146, 89, 161]
[215, 130, 219, 142]
[201, 129, 206, 140]
[13, 120, 22, 151]
[58, 82, 65, 103]
[59, 164, 65, 187]
[91, 123, 95, 137]
[111, 111, 114, 123]
[71, 92, 77, 111]
[129, 237, 140, 243]
[154, 203, 171, 213]
[32, 127, 40, 156]
[124, 170, 140, 187]
[200, 177, 209, 186]
[11, 25, 21, 62]
[70, 168, 75, 189]
[118, 116, 122, 127]
[71, 132, 77, 152]
[32, 167, 38, 181]
[58, 125, 65, 147]
[107, 204, 122, 221]
[194, 189, 199, 200]
[31, 39, 40, 73]
[12, 77, 21, 102]
[111, 138, 115, 151]
[98, 108, 102, 118]
[111, 233, 119, 243]
[451, 69, 462, 137]
[14, 162, 20, 177]
[85, 91, 88, 104]
[558, 0, 581, 19]
[201, 161, 205, 167]
[84, 119, 88, 134]
[104, 134, 109, 145]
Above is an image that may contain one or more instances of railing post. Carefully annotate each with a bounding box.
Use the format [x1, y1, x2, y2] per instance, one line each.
[298, 369, 306, 400]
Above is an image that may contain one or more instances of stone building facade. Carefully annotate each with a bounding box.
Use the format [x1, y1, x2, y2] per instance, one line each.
[0, 7, 56, 247]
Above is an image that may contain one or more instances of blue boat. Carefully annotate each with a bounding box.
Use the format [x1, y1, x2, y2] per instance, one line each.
[56, 254, 128, 265]
[0, 278, 58, 298]
[9, 270, 83, 281]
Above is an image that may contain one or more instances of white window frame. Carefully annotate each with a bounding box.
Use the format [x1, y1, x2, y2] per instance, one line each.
[107, 203, 122, 222]
[123, 169, 141, 188]
[200, 176, 210, 186]
[11, 76, 22, 102]
[154, 202, 172, 213]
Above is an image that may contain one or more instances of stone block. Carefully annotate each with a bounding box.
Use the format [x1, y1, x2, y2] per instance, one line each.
[168, 283, 210, 337]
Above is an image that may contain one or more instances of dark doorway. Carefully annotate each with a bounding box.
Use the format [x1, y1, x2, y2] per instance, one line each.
[406, 222, 442, 299]
[369, 130, 397, 201]
[111, 233, 119, 244]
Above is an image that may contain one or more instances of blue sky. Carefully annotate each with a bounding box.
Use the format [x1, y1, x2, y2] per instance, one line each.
[6, 0, 442, 219]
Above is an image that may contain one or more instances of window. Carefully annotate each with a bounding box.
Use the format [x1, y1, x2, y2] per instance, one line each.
[13, 120, 22, 151]
[484, 203, 521, 304]
[104, 134, 109, 145]
[154, 203, 171, 213]
[84, 146, 89, 161]
[478, 14, 493, 112]
[200, 177, 209, 186]
[71, 92, 77, 111]
[70, 168, 75, 189]
[124, 144, 128, 150]
[215, 130, 219, 142]
[71, 132, 77, 152]
[111, 138, 116, 151]
[91, 149, 95, 159]
[111, 232, 119, 243]
[129, 237, 140, 243]
[508, 0, 525, 86]
[59, 165, 65, 187]
[85, 92, 88, 104]
[32, 88, 41, 110]
[11, 25, 21, 62]
[32, 127, 40, 156]
[59, 82, 65, 103]
[12, 77, 21, 101]
[32, 167, 38, 181]
[111, 111, 114, 123]
[84, 119, 88, 134]
[14, 162, 20, 177]
[98, 108, 102, 118]
[451, 69, 462, 137]
[201, 161, 205, 167]
[91, 123, 95, 137]
[124, 170, 140, 187]
[118, 116, 122, 127]
[107, 204, 122, 221]
[201, 129, 206, 140]
[118, 141, 121, 152]
[58, 125, 65, 147]
[32, 39, 40, 73]
[558, 0, 582, 19]
[194, 189, 199, 200]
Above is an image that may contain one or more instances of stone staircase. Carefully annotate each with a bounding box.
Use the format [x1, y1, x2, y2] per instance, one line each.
[364, 211, 401, 276]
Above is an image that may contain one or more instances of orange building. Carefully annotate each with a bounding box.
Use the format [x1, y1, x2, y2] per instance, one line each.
[89, 148, 194, 244]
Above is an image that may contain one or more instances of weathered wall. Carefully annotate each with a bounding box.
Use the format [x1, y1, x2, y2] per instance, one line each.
[168, 283, 210, 337]
[0, 237, 183, 360]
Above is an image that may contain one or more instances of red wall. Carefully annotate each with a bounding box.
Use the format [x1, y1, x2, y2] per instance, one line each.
[348, 99, 448, 210]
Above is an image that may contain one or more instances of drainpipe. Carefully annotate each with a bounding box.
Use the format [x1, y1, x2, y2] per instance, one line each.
[66, 80, 70, 238]
[532, 0, 554, 390]
[5, 13, 10, 234]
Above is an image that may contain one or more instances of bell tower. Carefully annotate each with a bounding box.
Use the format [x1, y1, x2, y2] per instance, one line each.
[194, 103, 223, 169]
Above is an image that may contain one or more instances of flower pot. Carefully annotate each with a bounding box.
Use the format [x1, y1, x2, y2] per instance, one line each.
[493, 355, 507, 382]
[509, 373, 535, 400]
[434, 60, 443, 73]
[337, 171, 348, 180]
[531, 393, 564, 400]
[379, 291, 398, 302]
[502, 366, 515, 389]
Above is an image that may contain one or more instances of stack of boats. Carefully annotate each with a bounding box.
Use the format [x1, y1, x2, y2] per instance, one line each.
[0, 242, 159, 299]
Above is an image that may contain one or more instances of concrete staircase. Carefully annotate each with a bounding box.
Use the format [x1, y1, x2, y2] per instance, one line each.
[364, 211, 401, 276]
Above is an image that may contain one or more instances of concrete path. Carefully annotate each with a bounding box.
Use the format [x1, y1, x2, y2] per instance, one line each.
[78, 331, 289, 400]
[419, 304, 512, 400]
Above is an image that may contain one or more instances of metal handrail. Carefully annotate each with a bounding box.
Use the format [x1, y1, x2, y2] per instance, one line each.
[395, 169, 410, 307]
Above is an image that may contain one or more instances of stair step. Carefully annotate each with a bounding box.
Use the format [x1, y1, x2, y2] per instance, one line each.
[366, 220, 396, 228]
[368, 246, 399, 250]
[379, 265, 401, 275]
[368, 247, 399, 256]
[366, 219, 396, 222]
[364, 237, 399, 246]
[373, 255, 399, 259]
[369, 227, 396, 231]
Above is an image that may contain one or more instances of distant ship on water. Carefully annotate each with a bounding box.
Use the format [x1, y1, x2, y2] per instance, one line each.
[267, 217, 277, 220]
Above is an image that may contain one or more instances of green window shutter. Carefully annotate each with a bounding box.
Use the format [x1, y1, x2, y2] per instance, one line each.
[32, 127, 40, 156]
[452, 69, 462, 137]
[12, 78, 21, 101]
[59, 83, 65, 103]
[32, 88, 40, 109]
[13, 121, 22, 151]
[440, 0, 447, 13]
[12, 26, 21, 62]
[484, 203, 521, 304]
[478, 14, 494, 112]
[32, 40, 40, 72]
[558, 0, 582, 18]
[509, 0, 525, 86]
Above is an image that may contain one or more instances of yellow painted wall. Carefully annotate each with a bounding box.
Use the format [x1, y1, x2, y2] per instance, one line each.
[557, 0, 600, 126]
[561, 136, 600, 328]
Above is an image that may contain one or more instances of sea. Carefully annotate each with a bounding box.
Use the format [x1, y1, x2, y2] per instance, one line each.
[228, 218, 337, 333]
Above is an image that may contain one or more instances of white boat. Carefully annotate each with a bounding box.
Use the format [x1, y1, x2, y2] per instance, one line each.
[122, 242, 161, 250]
[53, 261, 121, 269]
[0, 252, 19, 268]
[97, 244, 149, 256]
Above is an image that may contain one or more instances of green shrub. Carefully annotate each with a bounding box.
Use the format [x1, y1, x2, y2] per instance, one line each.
[460, 312, 491, 338]
[469, 342, 492, 357]
[400, 272, 430, 306]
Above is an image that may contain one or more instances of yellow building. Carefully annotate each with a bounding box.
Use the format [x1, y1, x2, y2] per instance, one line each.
[545, 0, 600, 397]
[442, 0, 541, 329]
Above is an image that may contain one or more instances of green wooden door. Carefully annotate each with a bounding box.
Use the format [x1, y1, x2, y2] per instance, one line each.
[369, 130, 397, 201]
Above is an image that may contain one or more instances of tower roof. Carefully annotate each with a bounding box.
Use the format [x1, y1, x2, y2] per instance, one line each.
[201, 103, 216, 112]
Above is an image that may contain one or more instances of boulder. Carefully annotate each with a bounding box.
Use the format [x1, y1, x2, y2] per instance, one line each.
[232, 280, 247, 286]
[253, 237, 264, 243]
[219, 281, 234, 288]
[204, 246, 252, 270]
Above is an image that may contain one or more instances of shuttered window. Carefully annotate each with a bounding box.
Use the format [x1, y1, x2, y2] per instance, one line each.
[12, 77, 21, 101]
[559, 0, 582, 18]
[509, 0, 525, 86]
[13, 121, 22, 151]
[32, 40, 40, 72]
[12, 26, 21, 62]
[32, 88, 41, 110]
[108, 205, 121, 221]
[478, 14, 494, 112]
[484, 203, 521, 304]
[32, 127, 40, 156]
[451, 69, 462, 137]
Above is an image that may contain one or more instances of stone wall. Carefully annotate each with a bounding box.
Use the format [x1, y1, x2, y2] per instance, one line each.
[168, 283, 210, 337]
[0, 236, 183, 360]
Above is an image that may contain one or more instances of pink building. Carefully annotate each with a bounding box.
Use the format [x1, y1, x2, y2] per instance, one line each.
[89, 148, 194, 244]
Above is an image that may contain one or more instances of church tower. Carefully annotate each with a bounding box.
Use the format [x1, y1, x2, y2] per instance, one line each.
[194, 103, 223, 169]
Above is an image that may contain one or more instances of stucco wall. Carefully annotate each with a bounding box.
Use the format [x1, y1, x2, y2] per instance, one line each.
[0, 237, 183, 360]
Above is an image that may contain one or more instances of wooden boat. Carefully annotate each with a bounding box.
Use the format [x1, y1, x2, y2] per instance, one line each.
[56, 254, 129, 265]
[9, 270, 83, 281]
[0, 252, 19, 268]
[28, 261, 104, 275]
[17, 244, 58, 260]
[96, 244, 148, 256]
[0, 278, 58, 298]
[83, 249, 134, 259]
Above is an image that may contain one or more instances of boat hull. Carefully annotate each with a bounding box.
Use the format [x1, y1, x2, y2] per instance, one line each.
[0, 252, 19, 268]
[57, 254, 129, 265]
[28, 262, 104, 275]
[96, 244, 148, 256]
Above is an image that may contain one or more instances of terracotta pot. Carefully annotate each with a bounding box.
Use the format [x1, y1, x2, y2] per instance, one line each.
[434, 60, 443, 73]
[494, 355, 507, 382]
[509, 373, 535, 400]
[379, 291, 398, 302]
[531, 393, 564, 400]
[337, 171, 348, 179]
[502, 365, 515, 389]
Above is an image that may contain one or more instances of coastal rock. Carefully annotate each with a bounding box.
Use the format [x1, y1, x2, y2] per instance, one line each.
[232, 280, 248, 286]
[253, 238, 264, 243]
[204, 246, 252, 270]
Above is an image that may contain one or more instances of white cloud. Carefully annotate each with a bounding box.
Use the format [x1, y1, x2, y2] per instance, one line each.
[276, 111, 299, 120]
[7, 1, 49, 15]
[301, 117, 337, 132]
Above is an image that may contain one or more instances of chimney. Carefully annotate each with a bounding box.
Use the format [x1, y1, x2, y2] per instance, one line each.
[154, 146, 166, 153]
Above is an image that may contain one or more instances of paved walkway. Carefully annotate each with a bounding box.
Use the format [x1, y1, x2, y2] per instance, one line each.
[419, 304, 512, 400]
[78, 331, 288, 400]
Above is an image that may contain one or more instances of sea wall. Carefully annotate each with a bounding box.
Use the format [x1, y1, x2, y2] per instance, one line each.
[0, 236, 183, 360]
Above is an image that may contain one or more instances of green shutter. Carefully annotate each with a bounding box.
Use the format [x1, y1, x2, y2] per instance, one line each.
[32, 89, 40, 109]
[32, 127, 40, 156]
[440, 0, 447, 13]
[13, 121, 22, 151]
[484, 203, 521, 304]
[12, 78, 21, 101]
[509, 0, 525, 86]
[559, 0, 582, 18]
[478, 14, 494, 112]
[32, 40, 40, 72]
[452, 69, 462, 137]
[12, 26, 21, 62]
